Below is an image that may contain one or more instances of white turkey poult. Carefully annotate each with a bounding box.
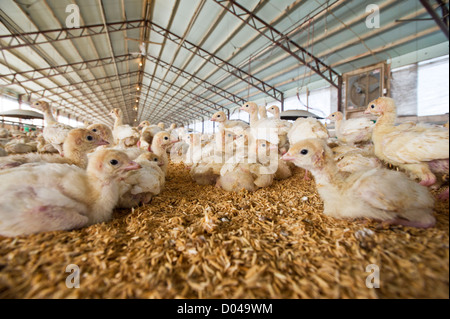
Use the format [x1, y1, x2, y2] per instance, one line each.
[211, 111, 249, 135]
[189, 128, 236, 186]
[150, 131, 175, 175]
[365, 97, 449, 188]
[118, 152, 165, 209]
[0, 128, 109, 169]
[267, 105, 281, 119]
[4, 138, 35, 154]
[287, 116, 329, 180]
[0, 149, 141, 237]
[334, 148, 382, 174]
[282, 139, 436, 229]
[266, 105, 290, 154]
[109, 108, 140, 148]
[87, 123, 115, 146]
[288, 117, 329, 145]
[37, 134, 59, 154]
[138, 121, 163, 151]
[327, 111, 374, 145]
[240, 102, 291, 146]
[217, 139, 277, 192]
[31, 100, 73, 155]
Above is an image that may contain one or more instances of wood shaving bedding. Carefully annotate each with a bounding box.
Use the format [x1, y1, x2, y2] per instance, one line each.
[0, 163, 448, 299]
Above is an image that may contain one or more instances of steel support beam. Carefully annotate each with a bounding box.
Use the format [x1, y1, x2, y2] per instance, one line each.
[61, 81, 212, 120]
[141, 71, 222, 114]
[0, 19, 146, 51]
[0, 1, 117, 124]
[213, 0, 341, 90]
[28, 71, 140, 97]
[138, 83, 211, 119]
[97, 0, 131, 123]
[31, 71, 220, 122]
[36, 81, 203, 123]
[0, 54, 135, 86]
[146, 54, 247, 107]
[420, 0, 449, 39]
[146, 20, 284, 103]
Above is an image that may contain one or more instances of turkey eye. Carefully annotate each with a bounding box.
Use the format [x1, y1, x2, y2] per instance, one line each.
[262, 144, 266, 147]
[332, 115, 335, 117]
[371, 105, 375, 109]
[110, 159, 119, 165]
[217, 115, 221, 118]
[87, 136, 94, 141]
[300, 149, 308, 155]
[92, 129, 97, 132]
[164, 136, 169, 140]
[154, 158, 158, 162]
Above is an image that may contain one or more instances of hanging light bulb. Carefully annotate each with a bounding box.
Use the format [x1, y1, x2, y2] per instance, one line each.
[136, 86, 140, 91]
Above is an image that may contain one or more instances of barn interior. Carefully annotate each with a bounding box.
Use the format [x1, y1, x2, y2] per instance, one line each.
[0, 0, 449, 299]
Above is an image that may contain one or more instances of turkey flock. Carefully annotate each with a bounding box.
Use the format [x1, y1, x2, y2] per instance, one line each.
[0, 97, 448, 236]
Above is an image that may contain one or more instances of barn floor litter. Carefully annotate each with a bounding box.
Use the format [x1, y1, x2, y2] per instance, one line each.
[0, 163, 448, 299]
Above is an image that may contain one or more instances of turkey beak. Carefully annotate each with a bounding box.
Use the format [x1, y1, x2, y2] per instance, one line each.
[364, 107, 371, 115]
[211, 118, 216, 122]
[122, 161, 141, 172]
[96, 139, 110, 146]
[282, 153, 295, 162]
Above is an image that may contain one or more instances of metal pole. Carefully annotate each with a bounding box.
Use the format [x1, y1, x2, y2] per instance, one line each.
[337, 76, 343, 113]
[420, 0, 449, 39]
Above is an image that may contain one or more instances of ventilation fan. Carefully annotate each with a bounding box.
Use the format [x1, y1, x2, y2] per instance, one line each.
[344, 63, 389, 112]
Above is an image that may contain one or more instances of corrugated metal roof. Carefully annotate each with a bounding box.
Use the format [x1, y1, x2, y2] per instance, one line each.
[0, 0, 448, 126]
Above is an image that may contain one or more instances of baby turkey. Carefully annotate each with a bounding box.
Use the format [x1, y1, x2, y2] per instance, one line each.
[0, 149, 140, 237]
[217, 140, 277, 192]
[31, 100, 73, 155]
[365, 97, 449, 187]
[151, 131, 175, 175]
[327, 111, 374, 145]
[0, 128, 109, 169]
[282, 139, 436, 228]
[87, 123, 115, 145]
[118, 152, 165, 208]
[109, 108, 140, 148]
[211, 111, 249, 135]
